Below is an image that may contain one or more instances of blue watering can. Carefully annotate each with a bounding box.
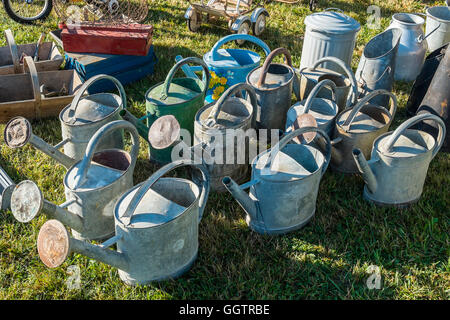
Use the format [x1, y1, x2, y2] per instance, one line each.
[176, 34, 271, 103]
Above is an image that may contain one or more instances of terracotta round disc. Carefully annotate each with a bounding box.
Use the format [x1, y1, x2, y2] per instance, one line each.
[10, 180, 43, 223]
[291, 113, 318, 144]
[37, 220, 70, 269]
[4, 117, 32, 148]
[148, 115, 181, 149]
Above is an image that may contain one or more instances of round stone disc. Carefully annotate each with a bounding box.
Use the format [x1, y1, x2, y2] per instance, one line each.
[148, 115, 181, 149]
[291, 113, 318, 144]
[11, 180, 43, 223]
[37, 220, 70, 269]
[4, 117, 32, 148]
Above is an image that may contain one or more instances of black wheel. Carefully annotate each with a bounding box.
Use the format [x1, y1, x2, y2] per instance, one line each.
[2, 0, 53, 24]
[187, 10, 202, 32]
[309, 0, 317, 11]
[252, 14, 266, 36]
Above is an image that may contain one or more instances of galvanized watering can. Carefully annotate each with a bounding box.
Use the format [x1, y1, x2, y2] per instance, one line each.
[9, 120, 140, 241]
[194, 83, 257, 192]
[203, 34, 271, 103]
[139, 57, 210, 164]
[330, 90, 397, 174]
[36, 160, 210, 285]
[386, 13, 440, 82]
[223, 127, 331, 235]
[299, 56, 358, 111]
[353, 113, 446, 207]
[286, 79, 338, 138]
[246, 47, 300, 130]
[355, 28, 402, 108]
[425, 6, 450, 52]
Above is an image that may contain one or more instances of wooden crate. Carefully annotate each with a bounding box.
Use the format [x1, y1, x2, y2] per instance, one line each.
[0, 57, 83, 123]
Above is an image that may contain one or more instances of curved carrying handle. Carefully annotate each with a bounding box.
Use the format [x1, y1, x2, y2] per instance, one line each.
[5, 29, 21, 73]
[67, 74, 127, 123]
[263, 126, 332, 176]
[256, 47, 293, 87]
[71, 120, 140, 189]
[418, 22, 441, 43]
[120, 159, 210, 225]
[303, 79, 338, 113]
[211, 34, 271, 61]
[311, 56, 358, 107]
[160, 57, 211, 100]
[342, 89, 397, 130]
[206, 83, 257, 126]
[23, 57, 42, 119]
[383, 113, 446, 158]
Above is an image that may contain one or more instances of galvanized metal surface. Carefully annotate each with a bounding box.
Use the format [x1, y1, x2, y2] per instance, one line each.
[425, 6, 450, 52]
[353, 113, 446, 207]
[223, 127, 331, 235]
[355, 28, 402, 107]
[0, 166, 14, 210]
[331, 89, 397, 174]
[286, 79, 338, 137]
[299, 56, 358, 111]
[299, 9, 361, 74]
[194, 83, 256, 192]
[37, 160, 210, 285]
[247, 47, 298, 130]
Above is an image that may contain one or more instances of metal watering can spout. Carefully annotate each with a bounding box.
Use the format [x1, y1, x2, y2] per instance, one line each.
[120, 109, 150, 143]
[37, 219, 129, 271]
[4, 117, 77, 169]
[352, 148, 378, 194]
[222, 176, 259, 222]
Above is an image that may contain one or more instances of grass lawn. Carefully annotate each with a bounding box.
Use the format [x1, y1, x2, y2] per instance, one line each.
[0, 0, 449, 299]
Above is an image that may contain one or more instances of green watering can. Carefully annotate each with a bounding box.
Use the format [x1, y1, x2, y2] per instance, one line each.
[121, 57, 210, 164]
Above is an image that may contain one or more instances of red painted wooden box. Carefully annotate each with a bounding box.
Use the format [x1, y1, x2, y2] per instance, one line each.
[60, 23, 153, 56]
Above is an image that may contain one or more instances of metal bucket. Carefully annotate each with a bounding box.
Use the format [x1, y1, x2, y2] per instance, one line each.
[9, 120, 140, 241]
[353, 113, 446, 207]
[194, 83, 256, 192]
[246, 47, 299, 130]
[223, 127, 331, 235]
[331, 90, 397, 173]
[426, 6, 450, 52]
[299, 56, 358, 111]
[355, 28, 402, 107]
[36, 160, 210, 285]
[299, 8, 361, 74]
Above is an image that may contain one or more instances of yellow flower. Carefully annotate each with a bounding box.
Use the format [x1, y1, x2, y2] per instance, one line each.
[219, 77, 227, 85]
[211, 71, 218, 79]
[209, 80, 215, 89]
[213, 87, 220, 95]
[217, 86, 225, 93]
[212, 94, 219, 100]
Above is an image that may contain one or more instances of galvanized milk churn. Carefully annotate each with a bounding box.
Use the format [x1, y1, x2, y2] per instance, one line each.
[58, 74, 126, 159]
[203, 34, 271, 103]
[286, 79, 339, 137]
[386, 13, 440, 82]
[144, 57, 211, 164]
[353, 113, 446, 207]
[36, 160, 210, 285]
[425, 6, 450, 52]
[9, 120, 140, 241]
[355, 28, 402, 107]
[194, 83, 257, 191]
[299, 8, 361, 74]
[246, 47, 299, 130]
[223, 127, 331, 235]
[299, 56, 358, 111]
[330, 90, 397, 174]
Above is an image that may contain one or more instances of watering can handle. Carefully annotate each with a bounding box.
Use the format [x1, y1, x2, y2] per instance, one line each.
[418, 23, 441, 43]
[342, 89, 397, 130]
[206, 83, 257, 125]
[23, 57, 42, 120]
[263, 127, 331, 176]
[71, 120, 140, 189]
[160, 57, 211, 101]
[324, 8, 344, 13]
[67, 74, 128, 122]
[120, 159, 210, 225]
[303, 79, 338, 113]
[256, 48, 294, 87]
[311, 56, 358, 108]
[5, 29, 21, 74]
[383, 113, 446, 159]
[210, 34, 271, 61]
